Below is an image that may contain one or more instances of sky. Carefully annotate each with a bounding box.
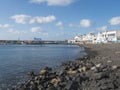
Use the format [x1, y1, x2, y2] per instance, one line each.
[0, 0, 120, 40]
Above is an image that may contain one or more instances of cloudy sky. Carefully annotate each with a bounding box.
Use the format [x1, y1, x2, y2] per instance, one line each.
[0, 0, 120, 40]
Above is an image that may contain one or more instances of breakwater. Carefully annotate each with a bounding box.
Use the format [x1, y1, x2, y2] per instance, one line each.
[0, 40, 68, 45]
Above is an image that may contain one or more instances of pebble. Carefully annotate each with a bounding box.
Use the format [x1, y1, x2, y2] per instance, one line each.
[51, 78, 61, 84]
[107, 60, 112, 63]
[13, 55, 120, 90]
[112, 65, 118, 69]
[96, 63, 102, 68]
[91, 66, 96, 70]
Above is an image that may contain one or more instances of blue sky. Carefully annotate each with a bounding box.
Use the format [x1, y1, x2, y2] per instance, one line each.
[0, 0, 120, 40]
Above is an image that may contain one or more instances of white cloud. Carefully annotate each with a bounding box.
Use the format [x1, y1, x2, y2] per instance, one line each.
[11, 14, 31, 24]
[8, 28, 20, 34]
[0, 24, 12, 28]
[109, 16, 120, 25]
[8, 28, 27, 34]
[69, 23, 75, 27]
[30, 27, 43, 33]
[30, 15, 56, 24]
[97, 26, 108, 31]
[29, 0, 74, 6]
[80, 19, 92, 27]
[56, 21, 63, 26]
[30, 0, 45, 3]
[11, 14, 56, 24]
[56, 21, 63, 29]
[68, 23, 79, 27]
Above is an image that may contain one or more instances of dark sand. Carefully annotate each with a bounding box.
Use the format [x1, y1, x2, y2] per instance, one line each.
[14, 43, 120, 90]
[84, 43, 120, 66]
[82, 43, 120, 90]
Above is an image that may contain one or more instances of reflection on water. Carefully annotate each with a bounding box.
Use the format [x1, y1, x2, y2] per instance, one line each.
[0, 44, 85, 89]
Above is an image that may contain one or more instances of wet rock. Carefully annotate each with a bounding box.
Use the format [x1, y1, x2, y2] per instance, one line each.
[50, 78, 61, 84]
[39, 67, 52, 75]
[107, 60, 112, 63]
[37, 85, 44, 90]
[115, 51, 120, 54]
[85, 62, 94, 70]
[31, 86, 39, 90]
[78, 66, 86, 72]
[64, 81, 73, 90]
[91, 66, 96, 70]
[112, 65, 118, 70]
[65, 80, 81, 90]
[18, 84, 26, 90]
[27, 71, 35, 77]
[43, 67, 52, 71]
[95, 63, 102, 68]
[100, 85, 113, 90]
[39, 69, 47, 75]
[58, 70, 67, 76]
[67, 70, 77, 75]
[93, 71, 110, 80]
[46, 86, 56, 90]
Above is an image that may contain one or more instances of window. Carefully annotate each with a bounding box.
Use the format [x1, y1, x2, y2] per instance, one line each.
[108, 34, 115, 37]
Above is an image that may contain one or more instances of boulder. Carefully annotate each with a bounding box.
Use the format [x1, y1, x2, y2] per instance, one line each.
[67, 70, 77, 75]
[96, 63, 102, 68]
[51, 78, 61, 85]
[39, 70, 47, 75]
[78, 66, 86, 72]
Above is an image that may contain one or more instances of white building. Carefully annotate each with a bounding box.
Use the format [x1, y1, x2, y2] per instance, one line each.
[68, 33, 96, 44]
[68, 30, 120, 44]
[83, 33, 96, 43]
[96, 30, 120, 43]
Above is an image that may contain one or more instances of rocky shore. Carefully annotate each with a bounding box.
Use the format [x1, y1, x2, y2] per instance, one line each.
[13, 43, 120, 90]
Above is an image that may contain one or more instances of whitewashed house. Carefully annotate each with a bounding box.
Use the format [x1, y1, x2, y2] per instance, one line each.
[68, 33, 96, 44]
[74, 36, 81, 41]
[96, 30, 120, 43]
[68, 35, 83, 44]
[84, 33, 96, 43]
[68, 30, 120, 44]
[68, 39, 75, 44]
[96, 31, 107, 43]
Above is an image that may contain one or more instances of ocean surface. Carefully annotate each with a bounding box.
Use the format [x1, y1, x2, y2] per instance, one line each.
[0, 44, 85, 89]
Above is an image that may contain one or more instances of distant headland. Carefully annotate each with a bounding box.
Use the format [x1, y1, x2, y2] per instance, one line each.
[0, 40, 68, 45]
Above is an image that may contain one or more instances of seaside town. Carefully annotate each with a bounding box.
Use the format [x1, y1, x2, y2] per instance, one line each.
[0, 0, 120, 90]
[0, 30, 120, 45]
[11, 30, 120, 90]
[68, 30, 120, 44]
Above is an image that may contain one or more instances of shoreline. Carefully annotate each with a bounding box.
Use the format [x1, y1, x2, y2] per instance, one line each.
[13, 43, 120, 90]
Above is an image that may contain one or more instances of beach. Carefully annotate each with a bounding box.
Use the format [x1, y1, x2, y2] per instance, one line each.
[84, 43, 120, 66]
[14, 43, 120, 90]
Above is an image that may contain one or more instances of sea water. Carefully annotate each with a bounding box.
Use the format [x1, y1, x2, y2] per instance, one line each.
[0, 44, 85, 89]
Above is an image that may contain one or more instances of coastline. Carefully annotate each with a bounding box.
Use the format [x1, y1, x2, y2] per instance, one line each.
[13, 43, 120, 90]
